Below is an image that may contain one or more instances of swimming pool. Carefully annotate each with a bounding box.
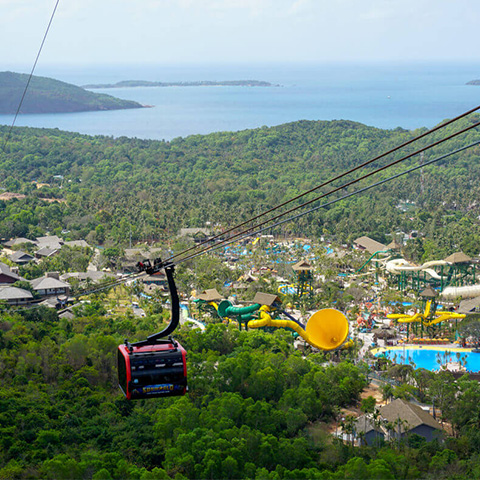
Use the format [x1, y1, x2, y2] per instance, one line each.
[373, 346, 480, 372]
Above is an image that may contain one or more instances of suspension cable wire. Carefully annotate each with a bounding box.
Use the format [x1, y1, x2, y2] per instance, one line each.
[178, 139, 480, 263]
[72, 271, 146, 298]
[165, 105, 480, 264]
[7, 119, 479, 306]
[0, 270, 147, 315]
[174, 120, 480, 265]
[6, 138, 479, 311]
[2, 0, 61, 153]
[68, 114, 479, 298]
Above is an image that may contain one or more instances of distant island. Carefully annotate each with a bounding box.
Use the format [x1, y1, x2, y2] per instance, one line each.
[83, 79, 280, 89]
[0, 72, 146, 114]
[466, 80, 480, 85]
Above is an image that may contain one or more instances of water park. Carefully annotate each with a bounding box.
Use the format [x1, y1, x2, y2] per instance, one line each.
[181, 234, 480, 375]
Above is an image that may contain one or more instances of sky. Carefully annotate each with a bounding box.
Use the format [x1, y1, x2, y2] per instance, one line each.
[1, 0, 480, 69]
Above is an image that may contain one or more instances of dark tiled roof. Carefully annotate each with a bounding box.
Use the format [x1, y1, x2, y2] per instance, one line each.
[35, 247, 59, 257]
[354, 415, 383, 434]
[60, 271, 115, 282]
[11, 250, 35, 262]
[30, 276, 70, 291]
[4, 237, 36, 247]
[179, 228, 210, 237]
[459, 296, 480, 313]
[64, 240, 90, 248]
[0, 263, 22, 281]
[0, 286, 33, 300]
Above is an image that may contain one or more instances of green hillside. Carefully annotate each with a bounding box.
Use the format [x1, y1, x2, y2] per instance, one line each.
[3, 120, 480, 478]
[0, 117, 479, 261]
[0, 71, 145, 114]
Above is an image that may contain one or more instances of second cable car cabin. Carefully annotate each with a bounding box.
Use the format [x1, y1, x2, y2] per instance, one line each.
[117, 260, 188, 399]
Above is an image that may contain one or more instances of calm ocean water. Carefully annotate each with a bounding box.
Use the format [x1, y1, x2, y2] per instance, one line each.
[1, 62, 480, 140]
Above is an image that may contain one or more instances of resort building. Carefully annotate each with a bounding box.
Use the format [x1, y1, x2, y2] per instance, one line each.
[0, 263, 24, 284]
[380, 399, 443, 443]
[354, 416, 385, 446]
[30, 273, 70, 298]
[0, 286, 33, 305]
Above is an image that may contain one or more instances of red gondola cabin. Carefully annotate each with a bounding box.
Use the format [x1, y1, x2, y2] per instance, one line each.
[118, 341, 187, 400]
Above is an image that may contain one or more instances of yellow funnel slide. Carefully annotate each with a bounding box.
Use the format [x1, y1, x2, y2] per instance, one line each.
[247, 307, 349, 351]
[306, 309, 349, 351]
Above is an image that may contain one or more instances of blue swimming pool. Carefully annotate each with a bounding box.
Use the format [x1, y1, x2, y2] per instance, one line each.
[374, 347, 480, 372]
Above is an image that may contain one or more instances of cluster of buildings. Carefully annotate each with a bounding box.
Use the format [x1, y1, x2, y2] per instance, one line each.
[4, 235, 89, 262]
[0, 235, 112, 308]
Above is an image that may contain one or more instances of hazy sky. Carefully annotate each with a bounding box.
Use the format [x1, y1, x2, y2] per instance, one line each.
[1, 0, 480, 68]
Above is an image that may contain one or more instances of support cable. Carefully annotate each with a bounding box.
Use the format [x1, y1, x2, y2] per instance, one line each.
[175, 121, 480, 264]
[2, 0, 61, 152]
[166, 105, 480, 264]
[4, 137, 479, 312]
[178, 140, 480, 263]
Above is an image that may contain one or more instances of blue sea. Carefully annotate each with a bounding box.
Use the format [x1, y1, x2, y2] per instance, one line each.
[1, 62, 480, 140]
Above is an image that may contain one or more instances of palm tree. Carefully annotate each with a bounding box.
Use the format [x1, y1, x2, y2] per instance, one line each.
[382, 383, 394, 404]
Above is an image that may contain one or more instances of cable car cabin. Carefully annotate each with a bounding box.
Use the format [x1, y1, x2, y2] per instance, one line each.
[118, 341, 187, 400]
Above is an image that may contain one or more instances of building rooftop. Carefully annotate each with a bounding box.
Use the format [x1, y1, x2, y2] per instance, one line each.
[444, 252, 472, 264]
[179, 228, 211, 237]
[253, 292, 282, 307]
[0, 286, 33, 301]
[35, 235, 64, 250]
[60, 271, 115, 283]
[380, 398, 441, 431]
[354, 415, 383, 435]
[4, 237, 36, 247]
[64, 240, 91, 248]
[196, 288, 224, 302]
[35, 247, 59, 257]
[354, 236, 388, 254]
[292, 260, 312, 271]
[30, 275, 70, 291]
[0, 263, 23, 282]
[459, 296, 480, 314]
[11, 250, 35, 263]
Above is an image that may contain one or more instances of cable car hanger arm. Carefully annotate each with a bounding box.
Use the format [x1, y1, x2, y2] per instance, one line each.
[131, 258, 180, 347]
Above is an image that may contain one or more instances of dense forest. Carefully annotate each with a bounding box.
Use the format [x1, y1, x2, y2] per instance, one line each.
[2, 119, 480, 478]
[3, 305, 480, 479]
[0, 72, 144, 114]
[0, 116, 479, 262]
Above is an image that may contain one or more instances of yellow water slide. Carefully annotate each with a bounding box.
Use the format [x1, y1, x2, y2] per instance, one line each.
[247, 306, 349, 351]
[423, 311, 465, 327]
[387, 301, 432, 323]
[387, 300, 465, 326]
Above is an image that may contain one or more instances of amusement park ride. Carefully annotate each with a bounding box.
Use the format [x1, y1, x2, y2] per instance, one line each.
[387, 287, 465, 339]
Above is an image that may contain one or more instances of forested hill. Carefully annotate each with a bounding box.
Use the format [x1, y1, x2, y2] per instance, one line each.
[0, 116, 479, 260]
[0, 72, 145, 114]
